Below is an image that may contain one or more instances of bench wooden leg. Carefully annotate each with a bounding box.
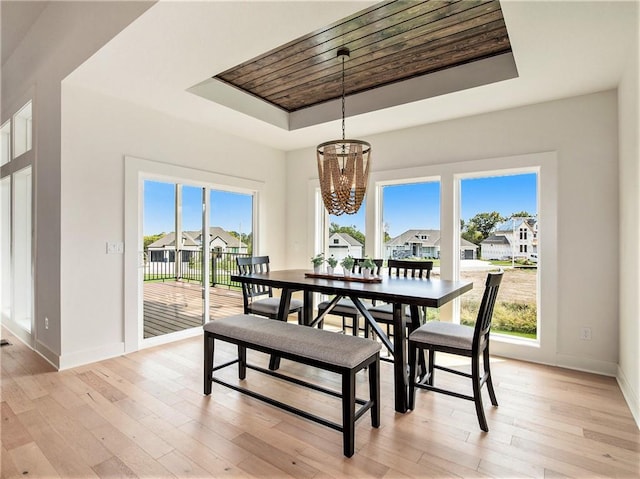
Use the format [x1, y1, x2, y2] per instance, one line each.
[204, 332, 214, 395]
[342, 371, 356, 457]
[238, 345, 246, 380]
[369, 356, 380, 428]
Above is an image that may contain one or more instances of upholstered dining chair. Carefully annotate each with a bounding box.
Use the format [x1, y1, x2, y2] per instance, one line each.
[316, 258, 383, 336]
[366, 259, 434, 336]
[407, 270, 504, 431]
[236, 256, 303, 323]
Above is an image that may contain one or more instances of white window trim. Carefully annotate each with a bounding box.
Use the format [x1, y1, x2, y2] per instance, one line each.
[368, 151, 557, 366]
[124, 156, 263, 353]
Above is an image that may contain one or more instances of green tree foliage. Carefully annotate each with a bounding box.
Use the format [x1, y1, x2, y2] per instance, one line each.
[329, 222, 366, 248]
[228, 231, 253, 255]
[510, 211, 534, 218]
[143, 233, 165, 251]
[461, 211, 505, 245]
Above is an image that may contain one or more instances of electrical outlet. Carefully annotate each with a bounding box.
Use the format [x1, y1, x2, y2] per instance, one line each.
[580, 327, 592, 340]
[44, 317, 49, 329]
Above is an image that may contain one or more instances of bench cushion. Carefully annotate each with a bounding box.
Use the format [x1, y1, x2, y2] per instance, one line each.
[204, 314, 381, 369]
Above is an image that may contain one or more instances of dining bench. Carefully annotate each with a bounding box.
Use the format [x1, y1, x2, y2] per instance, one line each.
[203, 314, 381, 457]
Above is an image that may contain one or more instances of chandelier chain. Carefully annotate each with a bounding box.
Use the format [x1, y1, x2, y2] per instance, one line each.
[341, 55, 345, 141]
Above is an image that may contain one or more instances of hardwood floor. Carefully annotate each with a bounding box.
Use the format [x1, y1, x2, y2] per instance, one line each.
[1, 325, 638, 478]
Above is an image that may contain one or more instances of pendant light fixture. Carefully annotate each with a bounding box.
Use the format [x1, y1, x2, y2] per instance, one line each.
[316, 47, 371, 216]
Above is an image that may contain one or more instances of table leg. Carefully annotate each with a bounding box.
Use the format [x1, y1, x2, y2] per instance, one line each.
[392, 302, 408, 413]
[303, 290, 313, 326]
[349, 296, 407, 413]
[269, 288, 294, 370]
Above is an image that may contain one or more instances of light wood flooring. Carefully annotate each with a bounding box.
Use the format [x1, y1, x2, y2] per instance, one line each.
[1, 326, 638, 478]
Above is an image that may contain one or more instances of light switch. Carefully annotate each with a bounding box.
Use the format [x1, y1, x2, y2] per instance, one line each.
[106, 242, 124, 254]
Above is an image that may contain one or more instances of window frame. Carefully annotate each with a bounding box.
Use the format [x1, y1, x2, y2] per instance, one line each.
[363, 152, 558, 365]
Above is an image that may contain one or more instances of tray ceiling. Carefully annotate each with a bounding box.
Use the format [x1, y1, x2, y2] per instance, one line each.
[213, 0, 514, 113]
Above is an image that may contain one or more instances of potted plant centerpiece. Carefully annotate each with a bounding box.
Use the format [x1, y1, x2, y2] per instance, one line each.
[340, 255, 355, 277]
[311, 253, 324, 273]
[326, 255, 338, 275]
[361, 256, 376, 278]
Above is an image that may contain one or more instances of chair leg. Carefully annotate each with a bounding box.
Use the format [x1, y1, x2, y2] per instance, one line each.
[406, 321, 426, 379]
[472, 354, 489, 432]
[408, 343, 417, 410]
[368, 357, 380, 428]
[484, 348, 498, 406]
[427, 349, 435, 386]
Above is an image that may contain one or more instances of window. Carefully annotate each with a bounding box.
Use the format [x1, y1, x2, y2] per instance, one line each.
[327, 200, 365, 263]
[379, 181, 440, 264]
[1, 121, 10, 166]
[460, 172, 538, 340]
[13, 101, 32, 159]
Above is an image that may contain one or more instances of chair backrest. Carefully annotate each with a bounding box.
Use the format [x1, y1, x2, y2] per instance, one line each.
[473, 270, 504, 349]
[354, 258, 384, 275]
[387, 259, 433, 279]
[236, 256, 273, 305]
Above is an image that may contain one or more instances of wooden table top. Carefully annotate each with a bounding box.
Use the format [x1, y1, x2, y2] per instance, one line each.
[231, 269, 473, 308]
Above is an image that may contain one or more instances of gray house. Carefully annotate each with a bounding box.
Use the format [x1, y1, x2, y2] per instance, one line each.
[385, 229, 477, 260]
[147, 226, 247, 263]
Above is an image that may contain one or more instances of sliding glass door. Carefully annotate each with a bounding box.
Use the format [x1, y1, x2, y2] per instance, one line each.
[141, 179, 255, 340]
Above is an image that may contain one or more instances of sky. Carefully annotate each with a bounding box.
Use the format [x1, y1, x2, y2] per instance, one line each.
[143, 181, 253, 236]
[331, 173, 537, 237]
[143, 173, 537, 238]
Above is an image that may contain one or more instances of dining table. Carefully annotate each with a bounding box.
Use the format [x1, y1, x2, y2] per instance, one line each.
[230, 268, 473, 413]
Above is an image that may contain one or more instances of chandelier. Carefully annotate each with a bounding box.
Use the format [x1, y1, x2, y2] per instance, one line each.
[316, 47, 371, 216]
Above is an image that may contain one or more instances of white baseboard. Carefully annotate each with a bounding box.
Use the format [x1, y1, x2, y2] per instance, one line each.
[555, 353, 618, 377]
[58, 341, 125, 370]
[617, 365, 640, 429]
[35, 339, 61, 369]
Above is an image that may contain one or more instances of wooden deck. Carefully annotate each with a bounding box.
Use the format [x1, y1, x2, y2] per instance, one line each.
[143, 281, 245, 338]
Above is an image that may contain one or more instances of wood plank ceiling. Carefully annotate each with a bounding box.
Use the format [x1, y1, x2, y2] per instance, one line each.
[214, 0, 512, 113]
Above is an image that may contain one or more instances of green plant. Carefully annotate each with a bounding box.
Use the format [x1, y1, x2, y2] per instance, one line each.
[311, 253, 324, 267]
[326, 255, 338, 268]
[361, 256, 376, 270]
[340, 255, 355, 271]
[460, 299, 538, 336]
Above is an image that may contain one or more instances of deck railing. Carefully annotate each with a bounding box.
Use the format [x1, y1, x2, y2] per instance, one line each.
[143, 250, 249, 288]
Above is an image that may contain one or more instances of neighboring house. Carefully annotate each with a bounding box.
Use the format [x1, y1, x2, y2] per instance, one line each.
[480, 217, 538, 260]
[384, 229, 477, 260]
[327, 232, 363, 262]
[147, 226, 247, 263]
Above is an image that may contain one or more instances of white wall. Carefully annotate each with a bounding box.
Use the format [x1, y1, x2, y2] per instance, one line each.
[286, 91, 619, 375]
[60, 84, 287, 367]
[1, 1, 154, 365]
[617, 3, 640, 426]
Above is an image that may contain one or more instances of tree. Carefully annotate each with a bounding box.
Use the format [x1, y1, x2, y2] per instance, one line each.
[143, 233, 165, 251]
[229, 231, 253, 254]
[329, 222, 366, 248]
[510, 211, 534, 218]
[461, 224, 483, 245]
[462, 211, 505, 244]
